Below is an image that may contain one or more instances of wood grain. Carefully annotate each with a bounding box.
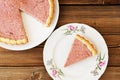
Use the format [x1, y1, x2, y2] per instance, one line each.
[0, 67, 119, 80]
[100, 67, 120, 80]
[59, 0, 120, 4]
[0, 47, 119, 67]
[0, 67, 51, 80]
[0, 0, 119, 80]
[109, 47, 120, 66]
[58, 6, 120, 34]
[59, 0, 103, 5]
[103, 35, 120, 47]
[0, 48, 43, 67]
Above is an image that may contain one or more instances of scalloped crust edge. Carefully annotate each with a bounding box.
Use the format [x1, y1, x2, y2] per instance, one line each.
[0, 37, 28, 45]
[75, 34, 97, 56]
[45, 0, 54, 27]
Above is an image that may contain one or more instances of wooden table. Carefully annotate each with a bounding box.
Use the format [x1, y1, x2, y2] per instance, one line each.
[0, 0, 120, 80]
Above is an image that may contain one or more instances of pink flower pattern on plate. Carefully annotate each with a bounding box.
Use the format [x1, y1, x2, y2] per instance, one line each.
[52, 69, 57, 77]
[91, 53, 106, 76]
[99, 61, 106, 68]
[68, 25, 76, 31]
[64, 25, 86, 35]
[47, 59, 64, 79]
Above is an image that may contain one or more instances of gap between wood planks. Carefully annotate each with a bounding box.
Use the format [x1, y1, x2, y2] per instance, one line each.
[0, 47, 119, 67]
[59, 0, 120, 5]
[0, 66, 119, 80]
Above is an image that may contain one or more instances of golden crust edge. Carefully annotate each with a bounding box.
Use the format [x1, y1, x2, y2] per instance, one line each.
[45, 0, 54, 27]
[75, 34, 97, 56]
[0, 37, 28, 45]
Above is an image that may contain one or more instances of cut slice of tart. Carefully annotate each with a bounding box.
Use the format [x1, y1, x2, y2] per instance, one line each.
[20, 0, 54, 27]
[64, 34, 97, 67]
[0, 0, 28, 45]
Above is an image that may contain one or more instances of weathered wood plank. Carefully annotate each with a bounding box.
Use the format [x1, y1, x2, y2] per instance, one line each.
[0, 67, 119, 80]
[57, 6, 120, 34]
[102, 0, 120, 4]
[59, 0, 120, 4]
[0, 47, 119, 67]
[59, 0, 103, 5]
[0, 48, 43, 67]
[100, 67, 120, 80]
[103, 35, 120, 47]
[108, 47, 120, 66]
[0, 67, 51, 80]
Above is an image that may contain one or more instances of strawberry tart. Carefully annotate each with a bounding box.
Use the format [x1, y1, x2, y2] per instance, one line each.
[64, 34, 97, 67]
[0, 0, 54, 45]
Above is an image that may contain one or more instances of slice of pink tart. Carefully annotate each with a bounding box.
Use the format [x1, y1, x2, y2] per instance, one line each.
[20, 0, 54, 26]
[64, 34, 97, 67]
[0, 0, 28, 45]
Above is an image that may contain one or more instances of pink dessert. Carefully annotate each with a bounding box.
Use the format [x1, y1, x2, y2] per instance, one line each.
[20, 0, 51, 26]
[0, 0, 27, 40]
[64, 34, 97, 67]
[0, 0, 54, 45]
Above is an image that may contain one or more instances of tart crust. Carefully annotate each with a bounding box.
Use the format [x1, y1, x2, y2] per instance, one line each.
[45, 0, 54, 27]
[0, 37, 28, 45]
[76, 34, 97, 56]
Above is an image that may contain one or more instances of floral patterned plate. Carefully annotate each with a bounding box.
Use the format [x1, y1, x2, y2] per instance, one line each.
[43, 23, 109, 80]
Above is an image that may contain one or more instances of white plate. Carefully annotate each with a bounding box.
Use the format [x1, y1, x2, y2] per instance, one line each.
[0, 0, 59, 51]
[43, 23, 109, 80]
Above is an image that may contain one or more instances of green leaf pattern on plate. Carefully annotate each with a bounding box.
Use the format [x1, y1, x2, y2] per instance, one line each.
[91, 53, 106, 76]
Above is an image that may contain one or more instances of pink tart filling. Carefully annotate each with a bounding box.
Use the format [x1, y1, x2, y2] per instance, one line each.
[64, 39, 92, 67]
[0, 0, 52, 44]
[20, 0, 50, 23]
[0, 0, 26, 40]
